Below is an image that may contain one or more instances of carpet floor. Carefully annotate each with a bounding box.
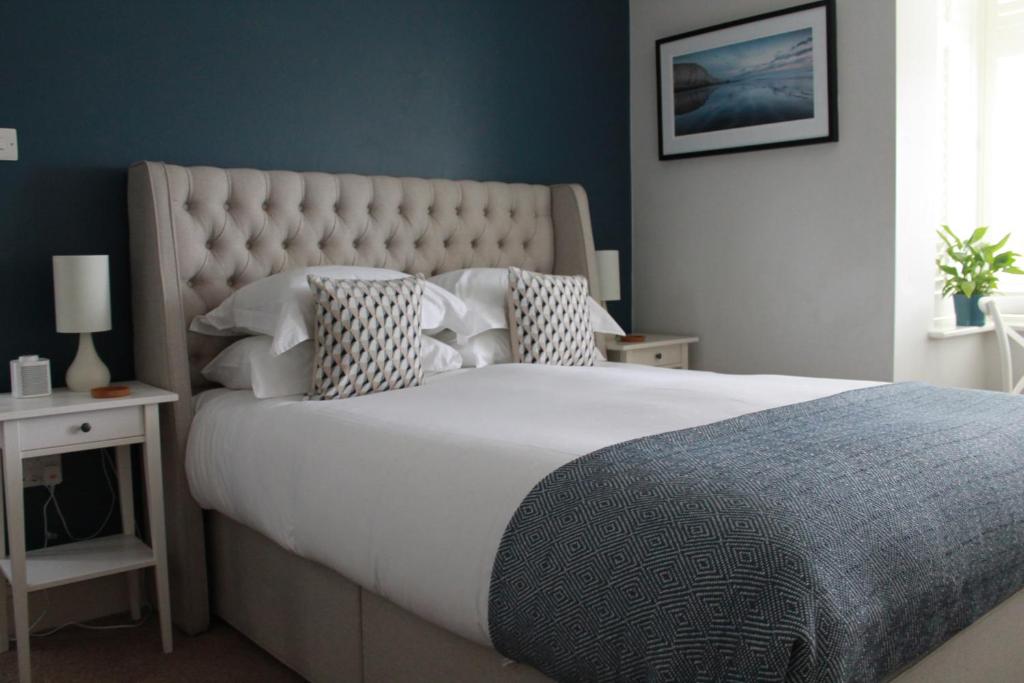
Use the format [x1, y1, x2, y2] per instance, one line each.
[0, 615, 302, 682]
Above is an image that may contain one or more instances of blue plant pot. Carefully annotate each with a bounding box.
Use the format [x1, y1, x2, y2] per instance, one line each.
[953, 293, 986, 327]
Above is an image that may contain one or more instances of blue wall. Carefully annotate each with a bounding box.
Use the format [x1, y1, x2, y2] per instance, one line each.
[0, 0, 630, 547]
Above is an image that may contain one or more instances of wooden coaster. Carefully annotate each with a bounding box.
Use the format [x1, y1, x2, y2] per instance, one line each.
[620, 334, 646, 343]
[91, 385, 132, 399]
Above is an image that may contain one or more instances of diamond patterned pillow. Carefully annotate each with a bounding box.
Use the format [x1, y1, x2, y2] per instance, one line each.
[506, 267, 596, 366]
[307, 274, 425, 400]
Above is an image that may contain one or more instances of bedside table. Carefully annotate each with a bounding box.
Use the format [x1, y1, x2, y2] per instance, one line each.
[0, 382, 177, 682]
[605, 334, 699, 369]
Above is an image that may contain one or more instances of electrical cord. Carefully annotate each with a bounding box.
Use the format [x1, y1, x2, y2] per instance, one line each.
[31, 494, 59, 632]
[41, 492, 53, 549]
[29, 607, 150, 638]
[45, 449, 117, 543]
[24, 593, 48, 634]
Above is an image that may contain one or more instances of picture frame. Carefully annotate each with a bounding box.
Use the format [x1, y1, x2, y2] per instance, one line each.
[656, 0, 837, 160]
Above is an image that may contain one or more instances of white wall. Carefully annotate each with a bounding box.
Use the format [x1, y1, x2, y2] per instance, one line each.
[630, 0, 897, 381]
[893, 0, 998, 389]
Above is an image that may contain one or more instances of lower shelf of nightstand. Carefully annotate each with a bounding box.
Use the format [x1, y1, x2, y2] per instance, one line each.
[0, 534, 155, 592]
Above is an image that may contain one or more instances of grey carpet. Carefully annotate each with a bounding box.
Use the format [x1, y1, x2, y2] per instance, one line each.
[0, 616, 302, 682]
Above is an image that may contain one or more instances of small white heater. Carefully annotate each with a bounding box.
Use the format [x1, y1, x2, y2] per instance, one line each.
[10, 355, 52, 398]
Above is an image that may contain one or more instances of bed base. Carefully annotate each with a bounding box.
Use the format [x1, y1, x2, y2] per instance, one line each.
[208, 512, 548, 682]
[208, 512, 1024, 683]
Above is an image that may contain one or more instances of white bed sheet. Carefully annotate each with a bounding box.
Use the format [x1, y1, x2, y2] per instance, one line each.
[186, 362, 875, 647]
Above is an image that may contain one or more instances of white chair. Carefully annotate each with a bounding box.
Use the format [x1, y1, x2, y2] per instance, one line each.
[981, 296, 1024, 394]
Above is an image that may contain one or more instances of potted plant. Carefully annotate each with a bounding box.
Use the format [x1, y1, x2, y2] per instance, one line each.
[937, 225, 1023, 326]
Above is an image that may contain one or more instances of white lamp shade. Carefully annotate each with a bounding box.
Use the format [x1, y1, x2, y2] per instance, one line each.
[595, 250, 621, 302]
[53, 255, 112, 333]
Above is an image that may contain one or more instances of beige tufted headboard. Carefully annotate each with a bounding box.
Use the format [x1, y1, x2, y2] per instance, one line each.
[126, 160, 599, 634]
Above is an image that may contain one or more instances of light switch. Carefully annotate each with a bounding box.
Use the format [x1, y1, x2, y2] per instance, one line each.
[0, 129, 18, 161]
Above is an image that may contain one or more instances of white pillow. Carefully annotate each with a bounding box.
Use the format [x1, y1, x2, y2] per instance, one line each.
[436, 329, 511, 368]
[429, 268, 510, 331]
[428, 267, 625, 336]
[202, 334, 463, 398]
[421, 336, 466, 373]
[201, 336, 311, 398]
[191, 266, 488, 355]
[439, 328, 607, 368]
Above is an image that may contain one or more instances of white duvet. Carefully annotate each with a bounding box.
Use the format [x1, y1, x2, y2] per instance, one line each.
[186, 362, 874, 647]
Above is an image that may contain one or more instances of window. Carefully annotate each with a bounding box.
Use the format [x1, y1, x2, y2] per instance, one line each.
[981, 0, 1024, 271]
[936, 0, 1024, 322]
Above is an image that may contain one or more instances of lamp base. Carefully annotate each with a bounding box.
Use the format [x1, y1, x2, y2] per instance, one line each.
[66, 333, 111, 392]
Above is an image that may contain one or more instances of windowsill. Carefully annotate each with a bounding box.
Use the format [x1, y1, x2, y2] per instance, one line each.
[927, 325, 994, 339]
[928, 308, 1024, 340]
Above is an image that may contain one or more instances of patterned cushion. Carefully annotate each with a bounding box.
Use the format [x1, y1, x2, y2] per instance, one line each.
[307, 275, 424, 400]
[506, 267, 596, 366]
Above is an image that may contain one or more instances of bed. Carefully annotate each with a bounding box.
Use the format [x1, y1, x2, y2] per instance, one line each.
[127, 161, 1024, 682]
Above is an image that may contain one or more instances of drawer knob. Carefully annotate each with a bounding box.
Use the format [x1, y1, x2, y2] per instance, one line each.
[80, 422, 92, 433]
[655, 352, 663, 360]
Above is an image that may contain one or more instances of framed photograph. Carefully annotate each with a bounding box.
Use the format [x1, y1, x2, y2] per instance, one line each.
[656, 0, 837, 160]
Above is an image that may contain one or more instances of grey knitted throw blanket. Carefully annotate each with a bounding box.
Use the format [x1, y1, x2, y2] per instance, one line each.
[489, 383, 1024, 682]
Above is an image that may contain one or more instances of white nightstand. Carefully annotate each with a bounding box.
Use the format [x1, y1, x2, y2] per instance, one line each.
[0, 382, 177, 682]
[605, 334, 699, 369]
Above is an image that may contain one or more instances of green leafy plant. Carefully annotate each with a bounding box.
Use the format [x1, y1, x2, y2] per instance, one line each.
[936, 225, 1024, 298]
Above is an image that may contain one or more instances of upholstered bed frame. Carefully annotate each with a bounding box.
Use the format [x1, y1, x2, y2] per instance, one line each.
[128, 161, 1024, 682]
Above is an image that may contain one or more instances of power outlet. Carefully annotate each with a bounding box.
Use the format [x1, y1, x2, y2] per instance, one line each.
[0, 129, 17, 161]
[23, 454, 62, 488]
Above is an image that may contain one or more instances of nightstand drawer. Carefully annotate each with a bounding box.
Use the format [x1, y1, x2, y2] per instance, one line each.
[619, 345, 684, 367]
[19, 406, 144, 451]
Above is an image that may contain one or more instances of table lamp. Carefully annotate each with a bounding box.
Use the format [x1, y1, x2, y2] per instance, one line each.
[53, 255, 112, 392]
[595, 250, 621, 303]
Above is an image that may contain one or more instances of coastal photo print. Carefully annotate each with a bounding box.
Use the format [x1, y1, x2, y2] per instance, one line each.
[657, 0, 836, 160]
